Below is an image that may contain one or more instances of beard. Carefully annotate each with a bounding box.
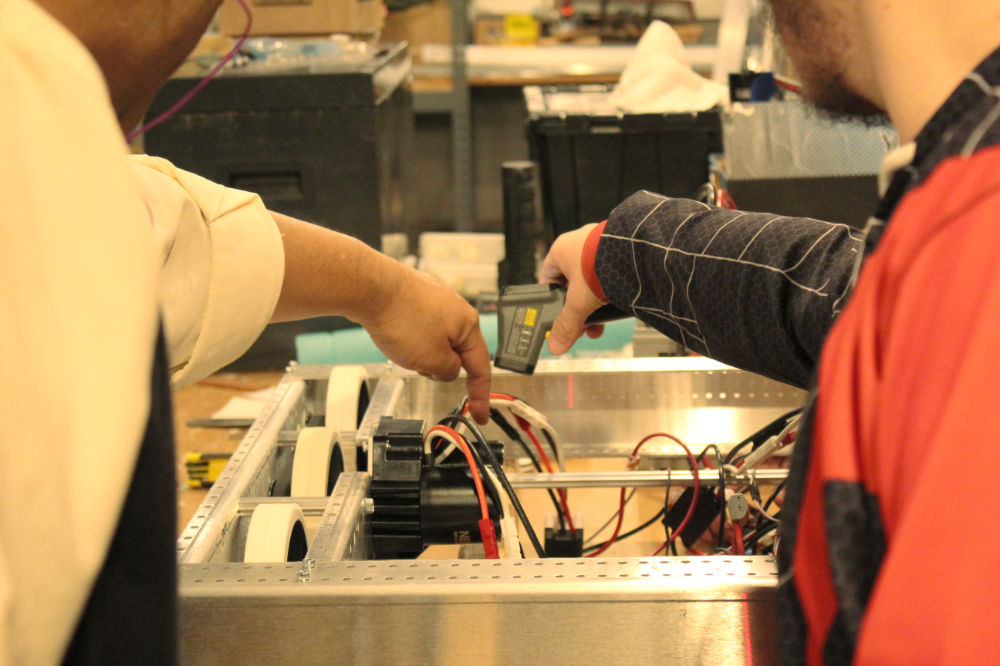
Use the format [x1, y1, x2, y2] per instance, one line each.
[767, 0, 888, 124]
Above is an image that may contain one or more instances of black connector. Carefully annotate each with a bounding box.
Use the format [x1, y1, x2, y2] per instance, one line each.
[544, 527, 584, 557]
[664, 487, 723, 548]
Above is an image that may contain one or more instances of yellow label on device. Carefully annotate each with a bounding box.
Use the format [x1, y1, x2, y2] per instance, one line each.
[504, 14, 539, 44]
[524, 308, 538, 327]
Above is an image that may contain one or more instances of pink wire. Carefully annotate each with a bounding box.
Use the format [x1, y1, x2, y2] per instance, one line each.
[126, 0, 253, 142]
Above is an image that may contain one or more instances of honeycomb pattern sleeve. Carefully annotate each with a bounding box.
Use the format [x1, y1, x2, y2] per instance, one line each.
[595, 190, 864, 387]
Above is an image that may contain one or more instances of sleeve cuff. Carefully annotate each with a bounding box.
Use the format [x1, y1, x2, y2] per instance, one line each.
[581, 220, 608, 303]
[130, 155, 285, 387]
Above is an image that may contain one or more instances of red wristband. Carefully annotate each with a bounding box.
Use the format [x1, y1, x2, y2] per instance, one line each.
[581, 221, 608, 303]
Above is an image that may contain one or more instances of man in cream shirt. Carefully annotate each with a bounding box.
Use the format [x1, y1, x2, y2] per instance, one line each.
[1, 0, 491, 662]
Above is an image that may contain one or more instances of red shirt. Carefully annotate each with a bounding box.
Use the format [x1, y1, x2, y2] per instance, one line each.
[802, 145, 1000, 663]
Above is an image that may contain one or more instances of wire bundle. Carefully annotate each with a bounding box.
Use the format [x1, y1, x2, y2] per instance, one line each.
[448, 393, 575, 534]
[429, 395, 798, 560]
[430, 409, 546, 558]
[582, 412, 799, 557]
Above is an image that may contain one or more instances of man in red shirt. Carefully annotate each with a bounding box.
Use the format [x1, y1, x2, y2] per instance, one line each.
[544, 2, 1000, 663]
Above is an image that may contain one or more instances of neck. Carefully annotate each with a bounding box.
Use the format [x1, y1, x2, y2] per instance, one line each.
[856, 3, 1000, 142]
[34, 1, 221, 134]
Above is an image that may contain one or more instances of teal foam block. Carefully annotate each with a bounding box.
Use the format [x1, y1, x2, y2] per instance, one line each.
[295, 313, 635, 365]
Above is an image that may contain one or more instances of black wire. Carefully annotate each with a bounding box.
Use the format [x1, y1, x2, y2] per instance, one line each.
[582, 510, 665, 554]
[724, 408, 802, 465]
[697, 444, 728, 549]
[500, 394, 562, 467]
[489, 408, 566, 530]
[539, 428, 570, 518]
[743, 517, 780, 554]
[585, 489, 637, 546]
[762, 477, 788, 513]
[742, 475, 787, 554]
[541, 429, 563, 471]
[663, 468, 679, 555]
[444, 414, 547, 558]
[432, 426, 505, 523]
[582, 463, 674, 556]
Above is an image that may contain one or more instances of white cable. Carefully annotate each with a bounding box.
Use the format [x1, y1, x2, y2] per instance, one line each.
[504, 399, 566, 473]
[490, 399, 566, 472]
[733, 415, 800, 474]
[482, 467, 520, 559]
[428, 429, 463, 466]
[427, 427, 524, 558]
[500, 515, 523, 559]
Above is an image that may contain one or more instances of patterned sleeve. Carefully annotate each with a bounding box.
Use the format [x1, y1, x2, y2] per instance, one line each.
[595, 190, 864, 387]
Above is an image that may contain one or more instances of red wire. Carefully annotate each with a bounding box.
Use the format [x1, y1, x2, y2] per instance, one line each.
[126, 0, 252, 141]
[426, 425, 499, 559]
[775, 76, 802, 93]
[719, 189, 738, 210]
[426, 425, 489, 522]
[517, 418, 576, 533]
[732, 522, 746, 555]
[586, 488, 627, 557]
[593, 432, 699, 557]
[474, 396, 575, 531]
[642, 433, 700, 557]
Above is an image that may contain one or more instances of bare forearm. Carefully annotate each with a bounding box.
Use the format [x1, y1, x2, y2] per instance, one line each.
[270, 212, 402, 325]
[268, 211, 491, 422]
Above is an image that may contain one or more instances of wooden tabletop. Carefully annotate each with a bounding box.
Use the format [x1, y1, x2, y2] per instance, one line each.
[172, 371, 285, 535]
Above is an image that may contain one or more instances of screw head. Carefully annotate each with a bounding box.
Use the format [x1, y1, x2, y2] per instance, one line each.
[362, 498, 375, 514]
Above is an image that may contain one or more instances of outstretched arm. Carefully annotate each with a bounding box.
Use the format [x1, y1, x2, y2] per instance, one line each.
[132, 156, 491, 423]
[272, 213, 491, 422]
[542, 191, 863, 388]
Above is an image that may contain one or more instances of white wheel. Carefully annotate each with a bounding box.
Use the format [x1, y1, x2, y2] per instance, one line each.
[243, 503, 308, 563]
[325, 365, 368, 472]
[290, 427, 340, 497]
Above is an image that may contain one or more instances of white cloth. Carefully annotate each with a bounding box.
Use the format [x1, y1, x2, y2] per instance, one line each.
[0, 0, 284, 662]
[609, 20, 727, 113]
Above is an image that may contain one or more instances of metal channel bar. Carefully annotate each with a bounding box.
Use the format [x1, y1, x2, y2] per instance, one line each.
[181, 555, 776, 591]
[306, 472, 372, 562]
[178, 376, 306, 564]
[180, 557, 779, 664]
[234, 498, 330, 517]
[449, 0, 474, 230]
[356, 376, 406, 465]
[507, 468, 788, 489]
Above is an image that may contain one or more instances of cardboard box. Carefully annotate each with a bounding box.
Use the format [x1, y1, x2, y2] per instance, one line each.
[218, 0, 384, 37]
[382, 0, 451, 61]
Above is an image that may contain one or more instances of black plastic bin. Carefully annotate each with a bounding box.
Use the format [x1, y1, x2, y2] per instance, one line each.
[524, 84, 722, 238]
[143, 44, 414, 370]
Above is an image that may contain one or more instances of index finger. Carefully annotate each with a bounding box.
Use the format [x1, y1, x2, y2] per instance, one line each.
[456, 326, 492, 424]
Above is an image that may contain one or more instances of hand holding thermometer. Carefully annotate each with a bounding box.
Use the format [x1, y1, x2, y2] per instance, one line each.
[494, 284, 630, 374]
